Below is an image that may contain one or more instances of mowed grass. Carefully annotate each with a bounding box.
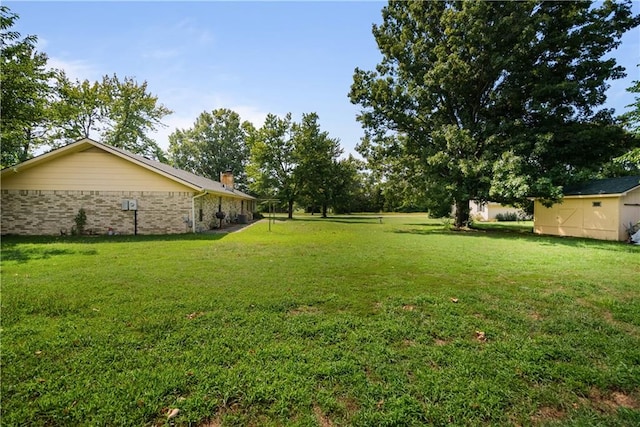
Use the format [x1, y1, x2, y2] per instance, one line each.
[1, 215, 639, 426]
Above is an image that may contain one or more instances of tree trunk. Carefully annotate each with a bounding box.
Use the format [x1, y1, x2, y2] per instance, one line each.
[287, 199, 294, 219]
[454, 199, 470, 228]
[321, 203, 328, 218]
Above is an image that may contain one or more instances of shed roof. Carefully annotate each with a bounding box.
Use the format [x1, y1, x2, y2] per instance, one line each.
[563, 175, 640, 196]
[1, 138, 255, 200]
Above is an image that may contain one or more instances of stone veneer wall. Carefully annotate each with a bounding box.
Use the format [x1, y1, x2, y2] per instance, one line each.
[1, 189, 193, 235]
[193, 194, 254, 231]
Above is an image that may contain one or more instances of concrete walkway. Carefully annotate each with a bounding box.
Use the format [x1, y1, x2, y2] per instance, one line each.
[203, 220, 259, 234]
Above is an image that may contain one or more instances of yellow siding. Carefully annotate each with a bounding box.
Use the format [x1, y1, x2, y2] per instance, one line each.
[534, 197, 620, 241]
[620, 187, 640, 240]
[1, 148, 193, 192]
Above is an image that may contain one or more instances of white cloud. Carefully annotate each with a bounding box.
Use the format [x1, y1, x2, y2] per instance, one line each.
[46, 56, 100, 82]
[39, 40, 101, 82]
[231, 104, 270, 129]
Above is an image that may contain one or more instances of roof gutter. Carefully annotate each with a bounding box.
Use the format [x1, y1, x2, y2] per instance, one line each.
[192, 191, 208, 233]
[562, 193, 624, 199]
[528, 193, 624, 201]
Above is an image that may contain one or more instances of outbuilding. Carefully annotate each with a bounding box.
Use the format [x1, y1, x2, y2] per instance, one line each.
[1, 138, 256, 235]
[533, 176, 640, 241]
[469, 200, 526, 221]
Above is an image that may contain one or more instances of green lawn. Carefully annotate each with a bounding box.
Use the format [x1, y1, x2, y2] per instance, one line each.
[2, 215, 639, 426]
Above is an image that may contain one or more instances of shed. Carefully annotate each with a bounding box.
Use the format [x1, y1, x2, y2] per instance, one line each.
[1, 138, 256, 235]
[533, 176, 640, 241]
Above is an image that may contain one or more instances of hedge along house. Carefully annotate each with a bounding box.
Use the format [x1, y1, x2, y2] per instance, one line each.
[533, 175, 640, 241]
[1, 138, 256, 235]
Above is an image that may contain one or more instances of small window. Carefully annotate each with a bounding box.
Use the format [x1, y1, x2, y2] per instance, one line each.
[199, 208, 203, 221]
[592, 201, 601, 207]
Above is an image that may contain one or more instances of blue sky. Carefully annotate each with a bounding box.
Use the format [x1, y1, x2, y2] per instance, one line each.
[6, 1, 640, 157]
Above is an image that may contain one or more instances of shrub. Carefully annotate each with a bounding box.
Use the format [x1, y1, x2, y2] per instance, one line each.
[72, 208, 87, 235]
[495, 212, 518, 222]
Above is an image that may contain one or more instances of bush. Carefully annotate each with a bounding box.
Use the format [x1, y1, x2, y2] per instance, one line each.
[495, 212, 518, 222]
[71, 208, 87, 235]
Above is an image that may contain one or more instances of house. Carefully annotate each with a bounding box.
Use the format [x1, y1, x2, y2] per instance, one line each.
[1, 138, 256, 235]
[469, 200, 526, 221]
[533, 176, 640, 241]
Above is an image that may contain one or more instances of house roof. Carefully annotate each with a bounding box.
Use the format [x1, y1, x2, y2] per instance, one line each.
[563, 175, 640, 197]
[1, 138, 255, 200]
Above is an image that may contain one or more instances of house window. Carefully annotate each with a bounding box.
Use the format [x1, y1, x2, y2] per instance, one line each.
[199, 209, 203, 221]
[592, 201, 601, 207]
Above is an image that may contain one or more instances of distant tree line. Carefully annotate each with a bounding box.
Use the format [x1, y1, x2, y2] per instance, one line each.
[169, 109, 379, 216]
[3, 2, 639, 222]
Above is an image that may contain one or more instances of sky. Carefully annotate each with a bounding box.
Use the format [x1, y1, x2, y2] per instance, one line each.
[6, 0, 640, 158]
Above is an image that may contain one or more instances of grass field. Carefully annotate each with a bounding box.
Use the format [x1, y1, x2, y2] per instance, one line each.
[2, 215, 639, 426]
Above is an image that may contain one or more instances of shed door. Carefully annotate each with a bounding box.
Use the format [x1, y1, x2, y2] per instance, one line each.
[558, 208, 582, 227]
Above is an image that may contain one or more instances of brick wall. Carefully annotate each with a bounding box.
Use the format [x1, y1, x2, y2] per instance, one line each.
[1, 190, 193, 235]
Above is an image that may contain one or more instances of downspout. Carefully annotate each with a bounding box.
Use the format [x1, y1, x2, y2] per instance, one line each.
[191, 191, 208, 233]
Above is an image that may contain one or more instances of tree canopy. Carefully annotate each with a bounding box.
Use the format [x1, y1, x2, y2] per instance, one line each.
[1, 6, 172, 165]
[294, 113, 343, 217]
[168, 109, 252, 191]
[613, 73, 640, 172]
[247, 113, 350, 218]
[247, 113, 300, 218]
[49, 73, 106, 144]
[101, 75, 172, 161]
[1, 6, 55, 167]
[50, 74, 172, 161]
[350, 0, 639, 226]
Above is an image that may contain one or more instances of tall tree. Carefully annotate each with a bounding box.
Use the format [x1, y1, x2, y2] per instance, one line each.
[48, 74, 171, 161]
[357, 133, 436, 213]
[246, 113, 299, 218]
[612, 74, 640, 172]
[350, 0, 639, 227]
[168, 109, 252, 190]
[330, 155, 372, 214]
[0, 6, 55, 167]
[295, 113, 343, 217]
[49, 72, 107, 146]
[101, 75, 172, 161]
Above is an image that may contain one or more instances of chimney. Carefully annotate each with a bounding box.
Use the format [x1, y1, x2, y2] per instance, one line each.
[220, 169, 234, 190]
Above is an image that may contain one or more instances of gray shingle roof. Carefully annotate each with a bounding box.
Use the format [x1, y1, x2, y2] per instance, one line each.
[563, 175, 640, 196]
[92, 139, 254, 200]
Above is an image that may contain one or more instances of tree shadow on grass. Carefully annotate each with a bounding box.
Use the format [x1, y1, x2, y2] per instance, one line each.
[291, 216, 385, 224]
[394, 227, 640, 253]
[0, 232, 231, 264]
[1, 247, 99, 263]
[1, 232, 228, 245]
